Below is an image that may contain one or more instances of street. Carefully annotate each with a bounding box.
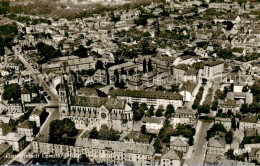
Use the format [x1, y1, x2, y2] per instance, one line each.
[8, 47, 60, 164]
[184, 120, 212, 166]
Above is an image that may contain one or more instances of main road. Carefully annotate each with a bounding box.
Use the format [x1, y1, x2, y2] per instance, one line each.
[184, 120, 212, 166]
[9, 46, 60, 164]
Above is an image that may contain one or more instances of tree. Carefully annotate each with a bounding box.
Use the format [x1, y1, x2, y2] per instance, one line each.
[148, 58, 153, 72]
[141, 125, 146, 134]
[96, 60, 104, 70]
[147, 105, 154, 117]
[165, 104, 174, 117]
[198, 104, 210, 114]
[49, 118, 78, 143]
[240, 103, 248, 114]
[106, 69, 110, 85]
[79, 154, 90, 163]
[98, 126, 120, 141]
[2, 83, 21, 101]
[155, 107, 164, 117]
[226, 131, 233, 144]
[169, 85, 179, 92]
[211, 100, 218, 111]
[134, 14, 148, 26]
[110, 12, 120, 23]
[227, 149, 235, 160]
[248, 102, 259, 114]
[188, 136, 194, 146]
[231, 117, 236, 131]
[73, 45, 88, 58]
[206, 123, 227, 140]
[143, 58, 147, 73]
[153, 138, 163, 153]
[202, 78, 207, 85]
[143, 31, 151, 38]
[89, 127, 98, 139]
[140, 103, 148, 110]
[114, 69, 120, 87]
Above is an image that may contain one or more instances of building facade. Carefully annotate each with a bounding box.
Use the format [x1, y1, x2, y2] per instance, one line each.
[109, 89, 183, 109]
[32, 137, 154, 165]
[58, 81, 133, 131]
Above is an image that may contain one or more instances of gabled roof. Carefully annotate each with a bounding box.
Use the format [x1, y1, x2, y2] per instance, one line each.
[208, 136, 226, 148]
[21, 87, 30, 94]
[240, 115, 257, 123]
[161, 149, 181, 160]
[170, 136, 188, 147]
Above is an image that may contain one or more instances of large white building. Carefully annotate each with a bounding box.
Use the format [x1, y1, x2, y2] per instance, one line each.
[203, 61, 224, 79]
[32, 136, 154, 165]
[108, 89, 183, 109]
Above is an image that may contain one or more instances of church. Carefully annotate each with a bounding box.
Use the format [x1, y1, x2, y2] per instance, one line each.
[58, 77, 133, 131]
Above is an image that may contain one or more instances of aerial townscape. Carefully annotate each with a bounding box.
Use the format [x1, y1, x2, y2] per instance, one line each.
[0, 0, 259, 165]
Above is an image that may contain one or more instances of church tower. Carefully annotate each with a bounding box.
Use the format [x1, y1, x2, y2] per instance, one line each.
[58, 76, 70, 118]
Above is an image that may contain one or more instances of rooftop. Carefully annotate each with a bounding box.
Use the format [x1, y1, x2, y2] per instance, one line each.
[179, 81, 197, 93]
[141, 117, 163, 124]
[109, 89, 183, 100]
[71, 96, 126, 110]
[75, 138, 154, 155]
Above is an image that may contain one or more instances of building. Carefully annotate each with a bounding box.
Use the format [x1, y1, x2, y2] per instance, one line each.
[141, 117, 164, 133]
[210, 159, 255, 166]
[29, 107, 44, 127]
[203, 61, 224, 78]
[171, 109, 197, 128]
[0, 101, 8, 113]
[108, 89, 183, 109]
[179, 81, 197, 102]
[249, 148, 260, 162]
[21, 87, 31, 103]
[7, 101, 24, 114]
[42, 57, 95, 72]
[32, 137, 154, 165]
[160, 149, 181, 166]
[17, 120, 36, 141]
[170, 136, 189, 153]
[172, 65, 187, 82]
[0, 143, 12, 164]
[240, 115, 260, 130]
[58, 81, 133, 131]
[215, 117, 232, 130]
[183, 69, 198, 82]
[0, 132, 26, 152]
[208, 135, 226, 155]
[218, 99, 239, 114]
[226, 92, 253, 104]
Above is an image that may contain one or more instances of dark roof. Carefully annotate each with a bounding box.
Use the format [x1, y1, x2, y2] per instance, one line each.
[0, 143, 12, 154]
[21, 87, 30, 94]
[240, 115, 257, 123]
[109, 89, 183, 100]
[71, 96, 125, 110]
[184, 69, 198, 76]
[205, 61, 224, 67]
[141, 117, 163, 124]
[179, 81, 196, 93]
